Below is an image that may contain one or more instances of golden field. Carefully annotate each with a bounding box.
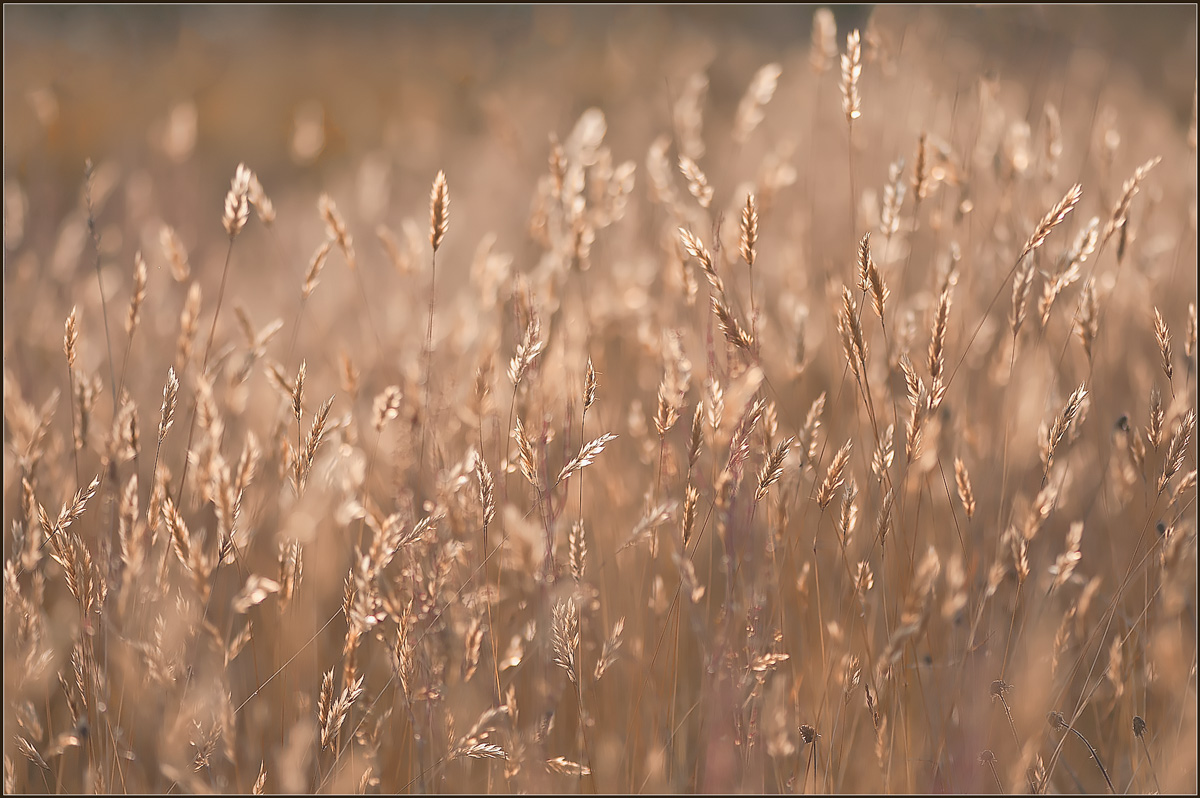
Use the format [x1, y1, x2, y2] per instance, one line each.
[3, 6, 1197, 793]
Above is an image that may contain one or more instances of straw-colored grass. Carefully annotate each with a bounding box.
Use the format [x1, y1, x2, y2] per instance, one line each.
[3, 5, 1196, 794]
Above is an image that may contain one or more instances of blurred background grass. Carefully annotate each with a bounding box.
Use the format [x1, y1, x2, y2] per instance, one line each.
[6, 5, 1194, 184]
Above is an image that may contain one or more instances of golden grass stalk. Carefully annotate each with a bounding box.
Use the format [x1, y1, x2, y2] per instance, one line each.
[1018, 183, 1082, 266]
[222, 163, 252, 238]
[1041, 383, 1088, 477]
[474, 453, 496, 528]
[839, 286, 867, 380]
[1075, 277, 1099, 363]
[556, 432, 618, 487]
[679, 227, 724, 296]
[125, 251, 147, 336]
[929, 284, 952, 387]
[678, 154, 713, 209]
[711, 294, 754, 353]
[1153, 306, 1173, 385]
[1051, 522, 1083, 592]
[733, 62, 782, 145]
[551, 599, 580, 683]
[740, 192, 758, 267]
[912, 132, 930, 202]
[755, 436, 794, 503]
[681, 482, 699, 548]
[1159, 408, 1195, 494]
[816, 439, 852, 510]
[584, 357, 597, 412]
[1186, 301, 1197, 358]
[1101, 157, 1160, 251]
[430, 170, 449, 252]
[513, 417, 539, 490]
[810, 8, 837, 74]
[593, 616, 624, 682]
[160, 224, 190, 281]
[954, 457, 975, 520]
[569, 520, 587, 583]
[840, 30, 862, 123]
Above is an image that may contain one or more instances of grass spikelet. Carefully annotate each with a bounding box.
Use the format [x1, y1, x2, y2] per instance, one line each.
[810, 8, 837, 74]
[1102, 156, 1160, 250]
[740, 192, 758, 267]
[551, 599, 580, 683]
[733, 62, 782, 144]
[1153, 306, 1173, 384]
[1041, 383, 1087, 477]
[1159, 408, 1195, 493]
[158, 367, 178, 443]
[840, 29, 862, 122]
[223, 163, 251, 238]
[678, 154, 713, 209]
[712, 294, 754, 352]
[125, 251, 147, 336]
[1075, 277, 1099, 363]
[160, 224, 190, 281]
[954, 457, 976, 520]
[556, 432, 618, 487]
[430, 169, 449, 252]
[816, 439, 852, 510]
[513, 417, 539, 490]
[755, 436, 794, 503]
[679, 227, 724, 295]
[1017, 183, 1082, 266]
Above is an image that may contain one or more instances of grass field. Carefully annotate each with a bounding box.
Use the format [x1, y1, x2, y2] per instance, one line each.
[4, 6, 1197, 793]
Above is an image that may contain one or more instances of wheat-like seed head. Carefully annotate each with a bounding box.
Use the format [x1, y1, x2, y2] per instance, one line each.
[810, 8, 837, 74]
[430, 170, 449, 252]
[160, 224, 190, 282]
[64, 306, 78, 369]
[1102, 157, 1160, 250]
[817, 439, 853, 510]
[740, 193, 758, 267]
[678, 154, 713, 209]
[929, 285, 952, 384]
[569, 520, 587, 583]
[755, 436, 794, 503]
[712, 294, 754, 352]
[1153, 306, 1173, 383]
[1182, 301, 1198, 359]
[551, 600, 580, 683]
[954, 457, 975, 520]
[1075, 278, 1099, 363]
[840, 30, 862, 122]
[1160, 408, 1195, 493]
[912, 132, 930, 201]
[372, 385, 403, 433]
[556, 432, 617, 487]
[679, 227, 724, 296]
[1018, 183, 1082, 266]
[1042, 383, 1087, 475]
[733, 62, 782, 144]
[513, 417, 538, 490]
[474, 453, 496, 528]
[126, 251, 147, 335]
[247, 171, 274, 225]
[223, 163, 252, 237]
[291, 360, 306, 423]
[302, 238, 333, 299]
[583, 357, 597, 411]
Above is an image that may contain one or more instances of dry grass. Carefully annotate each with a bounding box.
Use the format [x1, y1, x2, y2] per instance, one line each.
[3, 6, 1197, 794]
